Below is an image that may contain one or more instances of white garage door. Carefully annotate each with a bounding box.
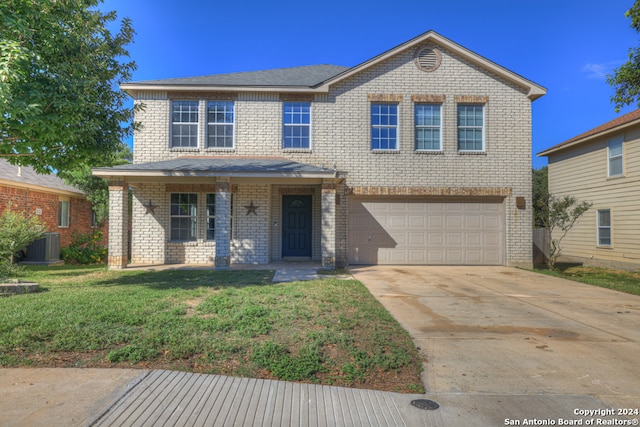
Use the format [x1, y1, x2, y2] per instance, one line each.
[348, 198, 504, 265]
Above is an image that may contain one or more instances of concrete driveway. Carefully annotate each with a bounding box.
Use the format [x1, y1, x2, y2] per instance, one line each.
[351, 266, 640, 424]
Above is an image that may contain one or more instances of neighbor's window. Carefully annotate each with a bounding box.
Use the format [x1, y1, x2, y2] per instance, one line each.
[283, 102, 311, 149]
[58, 200, 69, 228]
[371, 103, 398, 150]
[597, 209, 611, 246]
[170, 193, 197, 241]
[90, 210, 97, 228]
[608, 137, 623, 177]
[457, 104, 484, 151]
[171, 100, 199, 148]
[207, 101, 234, 148]
[415, 104, 441, 151]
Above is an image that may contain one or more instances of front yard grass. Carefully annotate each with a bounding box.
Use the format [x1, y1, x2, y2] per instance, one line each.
[535, 264, 640, 296]
[0, 265, 424, 393]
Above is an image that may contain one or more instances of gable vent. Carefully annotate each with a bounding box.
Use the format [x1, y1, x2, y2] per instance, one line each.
[414, 46, 442, 72]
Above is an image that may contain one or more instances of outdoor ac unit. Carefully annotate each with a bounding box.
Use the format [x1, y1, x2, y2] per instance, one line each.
[26, 232, 61, 263]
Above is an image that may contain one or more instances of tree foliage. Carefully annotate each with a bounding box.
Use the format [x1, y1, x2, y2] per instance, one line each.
[0, 206, 46, 278]
[532, 166, 549, 228]
[608, 0, 640, 111]
[62, 143, 132, 224]
[0, 0, 137, 173]
[541, 195, 592, 269]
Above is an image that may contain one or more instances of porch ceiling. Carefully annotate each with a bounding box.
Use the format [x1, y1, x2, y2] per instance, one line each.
[93, 157, 340, 181]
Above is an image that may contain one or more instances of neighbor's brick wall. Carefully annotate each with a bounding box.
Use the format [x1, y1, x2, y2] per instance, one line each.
[0, 185, 106, 248]
[130, 42, 534, 267]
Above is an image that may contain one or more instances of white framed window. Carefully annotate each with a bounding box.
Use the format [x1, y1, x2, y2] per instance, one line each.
[457, 105, 484, 151]
[58, 200, 69, 228]
[283, 102, 311, 149]
[597, 209, 611, 246]
[607, 137, 623, 177]
[206, 194, 215, 240]
[371, 103, 398, 150]
[415, 104, 442, 151]
[207, 101, 234, 148]
[170, 193, 197, 241]
[171, 100, 199, 148]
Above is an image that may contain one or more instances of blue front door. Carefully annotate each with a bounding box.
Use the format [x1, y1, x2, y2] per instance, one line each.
[282, 195, 312, 257]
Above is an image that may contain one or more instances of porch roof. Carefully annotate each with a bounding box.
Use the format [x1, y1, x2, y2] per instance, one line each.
[92, 157, 339, 180]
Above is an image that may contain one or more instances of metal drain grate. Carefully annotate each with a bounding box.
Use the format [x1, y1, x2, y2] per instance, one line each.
[411, 399, 440, 410]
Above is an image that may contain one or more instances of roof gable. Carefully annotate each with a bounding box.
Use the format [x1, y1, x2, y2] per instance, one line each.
[538, 108, 640, 156]
[122, 30, 546, 100]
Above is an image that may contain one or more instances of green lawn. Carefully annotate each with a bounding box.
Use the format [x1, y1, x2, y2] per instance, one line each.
[0, 265, 424, 393]
[535, 264, 640, 296]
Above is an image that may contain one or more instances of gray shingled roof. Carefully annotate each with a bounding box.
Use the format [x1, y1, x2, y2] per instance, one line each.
[94, 157, 336, 177]
[0, 159, 83, 195]
[132, 65, 349, 87]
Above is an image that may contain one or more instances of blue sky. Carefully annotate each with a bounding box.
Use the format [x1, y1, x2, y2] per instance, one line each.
[104, 0, 639, 169]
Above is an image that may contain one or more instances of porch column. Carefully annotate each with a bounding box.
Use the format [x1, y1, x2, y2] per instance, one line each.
[321, 180, 336, 270]
[214, 178, 231, 270]
[107, 181, 128, 269]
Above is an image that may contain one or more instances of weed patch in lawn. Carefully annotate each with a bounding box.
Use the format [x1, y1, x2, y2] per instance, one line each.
[535, 265, 640, 296]
[0, 265, 424, 393]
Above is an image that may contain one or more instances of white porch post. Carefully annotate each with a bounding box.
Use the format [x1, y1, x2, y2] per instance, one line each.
[107, 181, 129, 269]
[321, 180, 336, 270]
[214, 178, 231, 269]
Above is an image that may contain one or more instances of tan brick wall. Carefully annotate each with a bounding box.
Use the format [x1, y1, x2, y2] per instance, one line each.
[129, 42, 534, 267]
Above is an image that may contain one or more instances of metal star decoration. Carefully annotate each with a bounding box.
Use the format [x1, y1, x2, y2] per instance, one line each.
[143, 200, 158, 215]
[244, 200, 259, 216]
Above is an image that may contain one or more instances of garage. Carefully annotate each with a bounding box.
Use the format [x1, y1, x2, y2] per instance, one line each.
[348, 198, 505, 265]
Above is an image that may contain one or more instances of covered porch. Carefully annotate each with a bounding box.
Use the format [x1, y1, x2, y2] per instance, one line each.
[93, 157, 346, 271]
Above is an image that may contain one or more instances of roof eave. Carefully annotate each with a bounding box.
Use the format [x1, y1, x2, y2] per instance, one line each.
[92, 169, 337, 180]
[120, 84, 327, 97]
[538, 117, 640, 157]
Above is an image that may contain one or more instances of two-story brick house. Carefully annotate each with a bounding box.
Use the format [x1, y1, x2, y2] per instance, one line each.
[94, 30, 546, 270]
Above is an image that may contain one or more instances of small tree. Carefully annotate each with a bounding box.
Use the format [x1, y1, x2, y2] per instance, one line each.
[541, 195, 592, 269]
[0, 207, 46, 278]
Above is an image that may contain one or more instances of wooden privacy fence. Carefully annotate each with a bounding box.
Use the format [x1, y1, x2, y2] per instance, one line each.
[533, 227, 550, 265]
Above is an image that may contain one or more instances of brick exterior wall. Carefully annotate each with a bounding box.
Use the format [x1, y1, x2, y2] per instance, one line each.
[120, 40, 535, 268]
[0, 185, 106, 248]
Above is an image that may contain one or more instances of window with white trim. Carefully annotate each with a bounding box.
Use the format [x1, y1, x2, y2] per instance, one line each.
[283, 102, 311, 149]
[206, 194, 215, 240]
[607, 137, 623, 177]
[371, 103, 398, 150]
[58, 200, 69, 228]
[207, 101, 234, 148]
[170, 193, 197, 241]
[171, 101, 199, 148]
[457, 105, 484, 151]
[597, 209, 611, 246]
[415, 104, 441, 151]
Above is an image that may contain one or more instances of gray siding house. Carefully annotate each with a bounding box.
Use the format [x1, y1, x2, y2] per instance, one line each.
[94, 30, 546, 270]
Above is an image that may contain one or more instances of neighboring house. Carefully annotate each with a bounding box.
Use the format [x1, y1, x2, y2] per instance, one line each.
[538, 108, 640, 269]
[94, 30, 546, 270]
[0, 159, 104, 248]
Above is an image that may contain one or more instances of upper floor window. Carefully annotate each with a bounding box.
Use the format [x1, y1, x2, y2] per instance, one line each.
[457, 105, 484, 151]
[597, 209, 611, 246]
[207, 101, 234, 148]
[283, 102, 311, 149]
[170, 193, 197, 241]
[608, 137, 623, 177]
[171, 101, 198, 148]
[58, 200, 69, 228]
[415, 104, 441, 151]
[371, 103, 398, 150]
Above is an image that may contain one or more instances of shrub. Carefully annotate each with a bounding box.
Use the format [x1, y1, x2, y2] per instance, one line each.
[0, 206, 46, 279]
[61, 230, 108, 264]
